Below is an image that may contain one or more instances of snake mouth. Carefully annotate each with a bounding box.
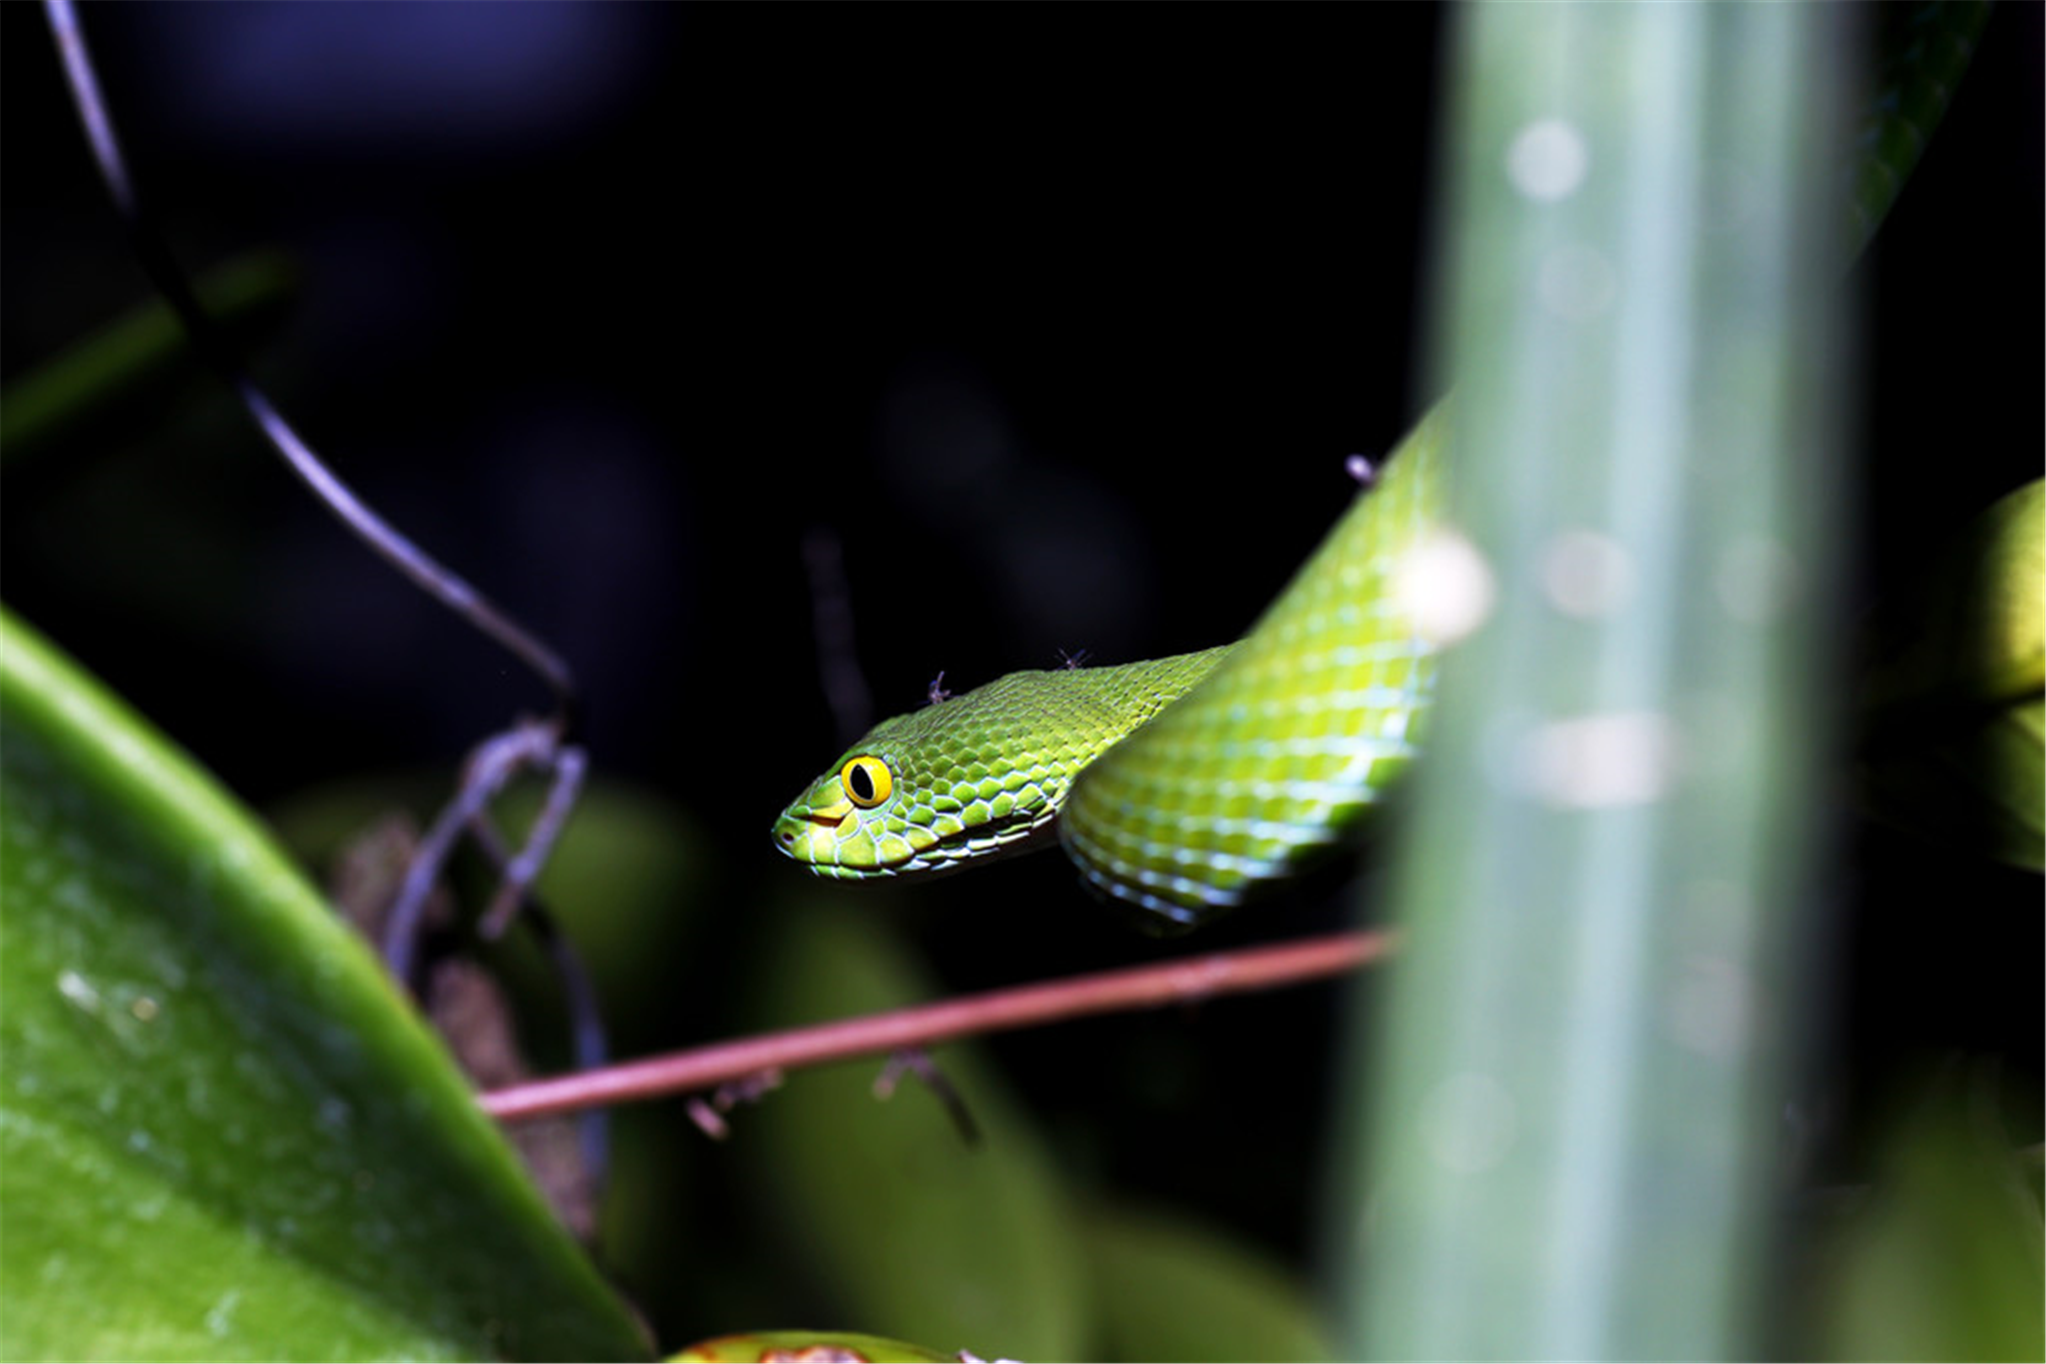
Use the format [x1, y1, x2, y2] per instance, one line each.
[919, 806, 1061, 865]
[771, 794, 856, 851]
[772, 810, 846, 838]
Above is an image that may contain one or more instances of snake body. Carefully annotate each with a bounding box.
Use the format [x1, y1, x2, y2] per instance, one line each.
[773, 405, 1448, 930]
[773, 6, 1986, 931]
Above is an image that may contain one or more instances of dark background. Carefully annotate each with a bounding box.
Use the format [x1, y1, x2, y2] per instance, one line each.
[4, 1, 2038, 1346]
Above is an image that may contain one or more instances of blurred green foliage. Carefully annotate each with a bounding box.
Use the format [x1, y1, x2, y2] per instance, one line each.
[1862, 479, 2046, 870]
[1810, 1070, 2045, 1362]
[0, 250, 296, 466]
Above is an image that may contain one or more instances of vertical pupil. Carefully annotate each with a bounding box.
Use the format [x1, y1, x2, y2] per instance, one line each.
[848, 764, 875, 802]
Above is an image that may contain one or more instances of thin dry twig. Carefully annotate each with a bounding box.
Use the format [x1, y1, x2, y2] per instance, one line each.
[47, 0, 591, 985]
[802, 526, 875, 744]
[45, 0, 578, 719]
[481, 927, 1396, 1123]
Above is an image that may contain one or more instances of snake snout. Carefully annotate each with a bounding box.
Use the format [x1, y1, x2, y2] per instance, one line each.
[769, 813, 812, 858]
[772, 805, 852, 864]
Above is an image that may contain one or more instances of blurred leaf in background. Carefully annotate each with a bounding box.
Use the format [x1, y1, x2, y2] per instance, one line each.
[0, 250, 298, 467]
[1860, 478, 2046, 871]
[1810, 1066, 2044, 1362]
[737, 898, 1088, 1362]
[1343, 5, 1849, 1356]
[1083, 1201, 1334, 1363]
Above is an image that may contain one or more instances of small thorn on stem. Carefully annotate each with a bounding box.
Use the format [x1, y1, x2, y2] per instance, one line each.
[686, 1069, 785, 1140]
[684, 1097, 729, 1141]
[874, 1047, 981, 1146]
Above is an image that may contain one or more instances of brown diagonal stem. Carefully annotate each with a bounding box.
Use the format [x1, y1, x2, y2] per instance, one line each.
[480, 928, 1396, 1123]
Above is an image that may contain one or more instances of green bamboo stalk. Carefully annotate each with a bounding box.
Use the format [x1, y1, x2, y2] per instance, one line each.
[1336, 5, 1845, 1357]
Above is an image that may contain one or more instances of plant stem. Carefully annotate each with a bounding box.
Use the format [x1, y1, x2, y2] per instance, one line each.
[481, 928, 1396, 1122]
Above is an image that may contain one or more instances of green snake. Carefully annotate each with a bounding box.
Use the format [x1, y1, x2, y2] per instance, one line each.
[772, 4, 1988, 932]
[773, 406, 1449, 931]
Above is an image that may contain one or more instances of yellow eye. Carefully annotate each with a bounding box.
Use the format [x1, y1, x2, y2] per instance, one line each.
[840, 754, 893, 808]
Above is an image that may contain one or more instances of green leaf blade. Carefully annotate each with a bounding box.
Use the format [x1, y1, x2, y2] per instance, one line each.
[0, 608, 646, 1361]
[1339, 5, 1849, 1357]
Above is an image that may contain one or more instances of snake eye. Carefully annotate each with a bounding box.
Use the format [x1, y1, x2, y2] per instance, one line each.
[840, 755, 893, 808]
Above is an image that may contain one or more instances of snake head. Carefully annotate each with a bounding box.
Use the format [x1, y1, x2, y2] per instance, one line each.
[771, 685, 1082, 880]
[770, 756, 877, 875]
[771, 740, 1062, 879]
[774, 736, 968, 879]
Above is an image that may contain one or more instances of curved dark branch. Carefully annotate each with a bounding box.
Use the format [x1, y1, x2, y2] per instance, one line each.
[42, 0, 578, 723]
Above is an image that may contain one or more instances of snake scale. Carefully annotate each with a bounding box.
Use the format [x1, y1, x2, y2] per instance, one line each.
[772, 4, 1987, 932]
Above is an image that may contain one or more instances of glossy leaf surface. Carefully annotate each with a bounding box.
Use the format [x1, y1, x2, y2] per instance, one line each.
[0, 608, 647, 1360]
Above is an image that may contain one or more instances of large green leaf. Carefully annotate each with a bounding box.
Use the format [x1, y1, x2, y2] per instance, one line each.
[0, 608, 647, 1360]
